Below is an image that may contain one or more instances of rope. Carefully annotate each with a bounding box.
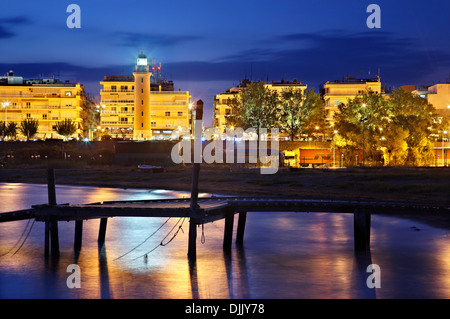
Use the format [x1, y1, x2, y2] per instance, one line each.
[113, 217, 171, 261]
[0, 219, 32, 258]
[201, 223, 206, 244]
[133, 216, 187, 260]
[11, 219, 36, 256]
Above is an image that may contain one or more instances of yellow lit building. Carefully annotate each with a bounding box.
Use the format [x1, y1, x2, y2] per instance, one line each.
[322, 76, 384, 126]
[0, 70, 84, 139]
[99, 52, 191, 140]
[214, 79, 307, 134]
[422, 84, 450, 120]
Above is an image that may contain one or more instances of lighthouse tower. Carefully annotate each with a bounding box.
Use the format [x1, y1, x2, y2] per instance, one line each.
[133, 51, 152, 140]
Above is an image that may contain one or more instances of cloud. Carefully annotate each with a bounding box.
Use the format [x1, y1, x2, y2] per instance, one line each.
[182, 30, 450, 87]
[0, 15, 31, 39]
[2, 30, 449, 99]
[113, 31, 202, 47]
[0, 26, 14, 39]
[0, 16, 31, 25]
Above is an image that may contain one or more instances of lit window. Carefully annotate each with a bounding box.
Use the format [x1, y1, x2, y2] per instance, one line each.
[65, 91, 72, 96]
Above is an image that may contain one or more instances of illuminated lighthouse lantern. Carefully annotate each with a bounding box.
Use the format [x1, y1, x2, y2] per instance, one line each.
[133, 51, 152, 140]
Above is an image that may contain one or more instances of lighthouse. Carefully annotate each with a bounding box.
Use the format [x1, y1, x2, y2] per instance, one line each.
[133, 51, 152, 140]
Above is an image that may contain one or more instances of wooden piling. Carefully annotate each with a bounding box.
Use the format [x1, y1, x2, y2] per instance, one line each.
[47, 168, 59, 257]
[187, 99, 203, 261]
[44, 220, 50, 257]
[49, 216, 59, 257]
[223, 209, 234, 252]
[74, 220, 83, 251]
[188, 219, 197, 260]
[47, 168, 56, 206]
[354, 209, 371, 251]
[236, 212, 247, 245]
[98, 218, 108, 246]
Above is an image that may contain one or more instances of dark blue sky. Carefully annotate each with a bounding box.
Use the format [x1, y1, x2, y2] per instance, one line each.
[1, 0, 449, 125]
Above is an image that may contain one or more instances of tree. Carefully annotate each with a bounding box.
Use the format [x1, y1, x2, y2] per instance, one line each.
[19, 119, 39, 140]
[228, 81, 280, 136]
[6, 122, 18, 140]
[56, 118, 77, 139]
[278, 88, 305, 141]
[80, 92, 99, 138]
[299, 89, 329, 138]
[0, 121, 5, 139]
[388, 89, 437, 166]
[334, 88, 438, 166]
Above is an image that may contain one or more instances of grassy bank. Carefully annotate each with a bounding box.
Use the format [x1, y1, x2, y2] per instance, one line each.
[0, 165, 449, 205]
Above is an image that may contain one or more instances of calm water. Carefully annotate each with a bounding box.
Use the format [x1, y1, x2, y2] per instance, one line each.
[0, 182, 449, 299]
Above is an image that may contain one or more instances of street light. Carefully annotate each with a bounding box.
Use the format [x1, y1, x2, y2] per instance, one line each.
[1, 102, 9, 139]
[360, 103, 368, 167]
[443, 130, 448, 167]
[333, 130, 338, 168]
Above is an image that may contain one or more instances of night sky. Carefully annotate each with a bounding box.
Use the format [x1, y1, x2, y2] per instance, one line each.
[1, 0, 449, 126]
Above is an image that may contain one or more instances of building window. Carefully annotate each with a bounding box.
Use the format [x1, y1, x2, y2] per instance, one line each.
[26, 113, 31, 118]
[111, 86, 117, 91]
[141, 89, 144, 93]
[334, 100, 340, 107]
[142, 100, 144, 105]
[52, 125, 57, 131]
[151, 121, 156, 127]
[141, 78, 143, 83]
[141, 112, 144, 116]
[26, 102, 31, 108]
[42, 114, 47, 119]
[141, 123, 143, 127]
[178, 112, 183, 116]
[165, 111, 170, 116]
[65, 91, 72, 96]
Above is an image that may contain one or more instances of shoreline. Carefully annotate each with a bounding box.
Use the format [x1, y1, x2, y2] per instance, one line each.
[1, 165, 449, 203]
[1, 165, 449, 230]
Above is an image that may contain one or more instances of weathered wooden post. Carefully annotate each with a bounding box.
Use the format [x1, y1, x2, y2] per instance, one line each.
[354, 208, 371, 251]
[46, 168, 59, 257]
[223, 209, 234, 252]
[188, 99, 203, 261]
[98, 218, 108, 246]
[74, 220, 83, 251]
[236, 212, 247, 245]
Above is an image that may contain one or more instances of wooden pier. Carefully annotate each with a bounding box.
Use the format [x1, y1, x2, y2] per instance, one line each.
[0, 167, 448, 260]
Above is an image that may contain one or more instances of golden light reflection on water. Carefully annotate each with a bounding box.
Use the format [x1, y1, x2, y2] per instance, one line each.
[1, 183, 450, 298]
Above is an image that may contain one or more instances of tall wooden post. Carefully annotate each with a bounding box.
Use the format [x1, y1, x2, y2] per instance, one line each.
[98, 218, 108, 246]
[236, 212, 247, 245]
[74, 220, 83, 251]
[354, 208, 371, 251]
[188, 99, 203, 261]
[223, 209, 234, 252]
[46, 168, 59, 257]
[187, 220, 197, 260]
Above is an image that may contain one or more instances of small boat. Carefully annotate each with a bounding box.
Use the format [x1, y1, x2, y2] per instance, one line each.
[137, 164, 164, 173]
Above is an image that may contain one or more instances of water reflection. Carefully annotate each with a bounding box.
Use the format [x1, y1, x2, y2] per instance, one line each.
[1, 183, 450, 298]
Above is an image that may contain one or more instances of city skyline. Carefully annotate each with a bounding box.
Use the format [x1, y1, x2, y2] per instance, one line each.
[1, 1, 450, 125]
